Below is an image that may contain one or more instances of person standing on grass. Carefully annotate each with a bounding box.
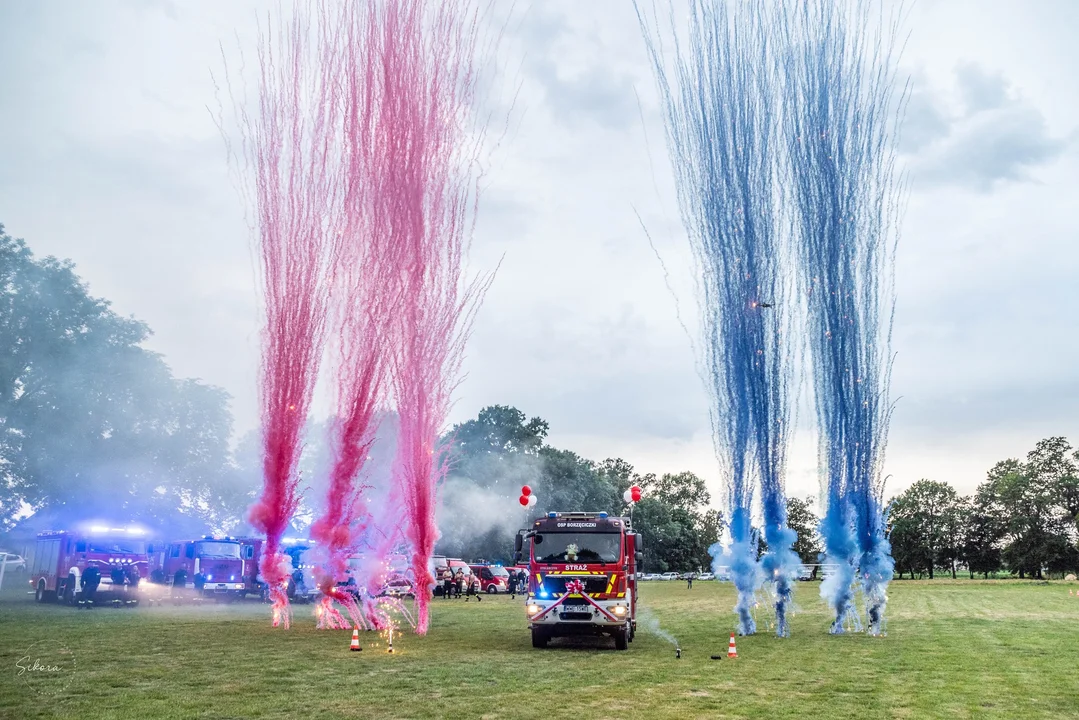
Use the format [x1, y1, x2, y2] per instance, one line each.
[80, 566, 101, 608]
[465, 577, 481, 602]
[507, 570, 518, 599]
[442, 573, 454, 600]
[687, 574, 693, 590]
[454, 569, 464, 599]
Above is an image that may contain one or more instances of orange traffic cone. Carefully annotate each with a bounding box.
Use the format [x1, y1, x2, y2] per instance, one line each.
[727, 632, 738, 659]
[349, 628, 362, 652]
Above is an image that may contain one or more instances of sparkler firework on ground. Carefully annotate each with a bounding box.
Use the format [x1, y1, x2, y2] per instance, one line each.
[638, 0, 799, 637]
[779, 0, 904, 635]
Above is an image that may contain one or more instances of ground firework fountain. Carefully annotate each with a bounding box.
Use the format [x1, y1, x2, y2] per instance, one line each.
[780, 0, 904, 635]
[232, 4, 347, 628]
[310, 0, 403, 632]
[369, 0, 495, 634]
[638, 0, 799, 636]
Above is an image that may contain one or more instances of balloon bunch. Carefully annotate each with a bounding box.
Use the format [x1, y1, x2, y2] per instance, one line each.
[622, 485, 643, 505]
[518, 485, 538, 509]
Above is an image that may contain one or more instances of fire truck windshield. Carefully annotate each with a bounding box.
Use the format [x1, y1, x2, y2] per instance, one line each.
[533, 532, 621, 564]
[87, 539, 147, 555]
[196, 541, 241, 558]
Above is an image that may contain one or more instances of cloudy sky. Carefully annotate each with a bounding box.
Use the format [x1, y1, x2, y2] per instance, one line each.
[1, 0, 1075, 507]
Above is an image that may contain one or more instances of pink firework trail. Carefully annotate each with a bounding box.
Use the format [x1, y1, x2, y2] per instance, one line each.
[233, 4, 346, 628]
[365, 0, 494, 634]
[311, 1, 413, 628]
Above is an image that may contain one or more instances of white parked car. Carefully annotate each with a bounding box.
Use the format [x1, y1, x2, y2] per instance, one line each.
[660, 572, 680, 581]
[0, 551, 26, 573]
[697, 572, 715, 581]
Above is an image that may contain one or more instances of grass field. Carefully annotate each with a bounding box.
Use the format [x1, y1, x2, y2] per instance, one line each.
[2, 579, 1078, 719]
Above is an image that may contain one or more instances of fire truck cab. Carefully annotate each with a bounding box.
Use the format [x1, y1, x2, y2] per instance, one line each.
[515, 512, 642, 650]
[29, 526, 150, 606]
[151, 536, 246, 598]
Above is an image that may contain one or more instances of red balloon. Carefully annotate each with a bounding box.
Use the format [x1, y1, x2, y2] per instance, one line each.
[630, 486, 642, 502]
[518, 495, 529, 506]
[521, 485, 532, 497]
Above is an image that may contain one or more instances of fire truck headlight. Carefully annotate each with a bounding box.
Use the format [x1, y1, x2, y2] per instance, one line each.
[206, 575, 213, 581]
[527, 604, 541, 615]
[230, 575, 235, 581]
[612, 606, 627, 616]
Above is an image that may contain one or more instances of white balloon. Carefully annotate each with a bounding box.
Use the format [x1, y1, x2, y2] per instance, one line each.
[527, 494, 538, 508]
[623, 489, 633, 503]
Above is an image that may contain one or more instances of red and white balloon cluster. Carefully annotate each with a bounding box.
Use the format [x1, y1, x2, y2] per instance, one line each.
[518, 485, 538, 508]
[622, 485, 642, 505]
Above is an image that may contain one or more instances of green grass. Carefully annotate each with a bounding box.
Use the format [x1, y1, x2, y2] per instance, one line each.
[2, 579, 1078, 719]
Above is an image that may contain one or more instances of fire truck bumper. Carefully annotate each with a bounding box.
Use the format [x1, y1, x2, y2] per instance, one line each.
[526, 597, 631, 631]
[205, 583, 245, 593]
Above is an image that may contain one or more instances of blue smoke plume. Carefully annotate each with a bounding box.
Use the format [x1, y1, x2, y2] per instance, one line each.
[779, 0, 904, 635]
[637, 0, 799, 637]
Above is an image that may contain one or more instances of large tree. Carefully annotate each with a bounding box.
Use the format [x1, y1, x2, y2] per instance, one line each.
[0, 225, 236, 534]
[887, 480, 962, 579]
[786, 497, 821, 574]
[962, 482, 1006, 579]
[986, 442, 1078, 578]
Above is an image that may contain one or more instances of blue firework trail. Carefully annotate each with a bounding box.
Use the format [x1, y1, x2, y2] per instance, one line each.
[637, 0, 799, 637]
[779, 0, 905, 635]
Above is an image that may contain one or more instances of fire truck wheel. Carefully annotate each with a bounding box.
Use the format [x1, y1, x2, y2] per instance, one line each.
[530, 628, 550, 649]
[35, 579, 47, 603]
[613, 628, 629, 651]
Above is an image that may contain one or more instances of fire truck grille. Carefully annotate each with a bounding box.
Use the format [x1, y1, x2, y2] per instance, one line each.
[545, 576, 609, 595]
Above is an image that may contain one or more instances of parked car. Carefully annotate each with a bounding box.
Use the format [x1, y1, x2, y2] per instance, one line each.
[697, 572, 714, 581]
[681, 572, 697, 580]
[0, 551, 26, 573]
[798, 564, 815, 580]
[660, 572, 679, 581]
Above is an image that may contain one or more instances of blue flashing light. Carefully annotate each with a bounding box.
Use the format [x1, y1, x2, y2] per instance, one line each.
[206, 575, 213, 581]
[539, 588, 549, 599]
[547, 512, 557, 518]
[598, 512, 608, 518]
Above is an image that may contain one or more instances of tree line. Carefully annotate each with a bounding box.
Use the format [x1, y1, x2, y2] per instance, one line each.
[889, 437, 1079, 580]
[5, 225, 1076, 578]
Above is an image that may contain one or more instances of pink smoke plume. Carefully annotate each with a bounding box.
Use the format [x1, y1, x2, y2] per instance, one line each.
[230, 3, 346, 628]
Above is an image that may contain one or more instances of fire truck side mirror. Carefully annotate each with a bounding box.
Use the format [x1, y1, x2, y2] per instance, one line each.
[514, 533, 523, 554]
[635, 551, 643, 566]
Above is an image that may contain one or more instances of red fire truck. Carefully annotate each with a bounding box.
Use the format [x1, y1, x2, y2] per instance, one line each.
[149, 536, 247, 599]
[235, 536, 313, 601]
[514, 511, 642, 650]
[237, 537, 264, 597]
[29, 526, 151, 605]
